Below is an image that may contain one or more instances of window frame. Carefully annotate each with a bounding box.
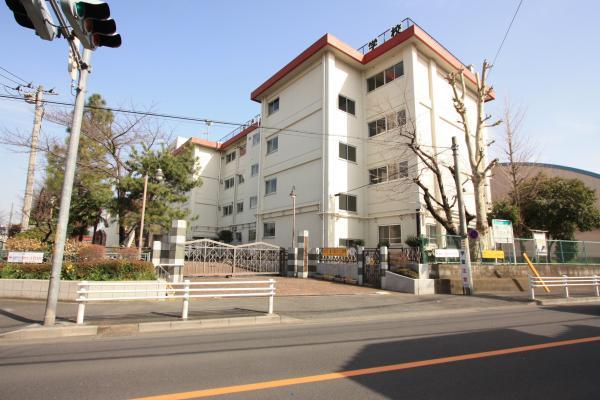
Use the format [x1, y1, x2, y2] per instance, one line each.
[252, 133, 260, 146]
[265, 178, 277, 196]
[379, 224, 402, 245]
[338, 142, 357, 162]
[236, 201, 244, 213]
[267, 98, 279, 115]
[224, 176, 235, 190]
[263, 222, 276, 238]
[239, 144, 246, 157]
[366, 61, 404, 93]
[338, 193, 357, 212]
[251, 163, 259, 177]
[266, 136, 279, 155]
[222, 204, 233, 217]
[248, 229, 256, 241]
[338, 95, 356, 116]
[225, 151, 236, 164]
[249, 195, 258, 209]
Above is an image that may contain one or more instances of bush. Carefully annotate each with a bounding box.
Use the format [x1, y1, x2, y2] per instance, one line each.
[77, 244, 106, 261]
[0, 260, 156, 281]
[5, 236, 48, 252]
[218, 230, 233, 243]
[115, 247, 139, 261]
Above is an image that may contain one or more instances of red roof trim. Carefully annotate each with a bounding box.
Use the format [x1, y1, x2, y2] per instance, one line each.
[251, 25, 495, 102]
[220, 123, 258, 149]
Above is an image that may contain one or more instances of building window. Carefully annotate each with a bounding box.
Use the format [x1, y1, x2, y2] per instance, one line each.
[369, 166, 388, 184]
[398, 160, 409, 178]
[249, 196, 257, 209]
[268, 98, 279, 115]
[368, 110, 406, 137]
[379, 224, 402, 245]
[223, 204, 233, 216]
[239, 145, 246, 157]
[338, 142, 357, 162]
[224, 177, 235, 190]
[266, 136, 278, 155]
[338, 193, 357, 212]
[235, 231, 242, 242]
[338, 95, 356, 115]
[249, 229, 256, 241]
[238, 174, 245, 185]
[252, 133, 260, 146]
[265, 178, 277, 195]
[225, 151, 236, 163]
[237, 201, 244, 213]
[263, 222, 275, 238]
[396, 109, 407, 126]
[426, 224, 438, 242]
[367, 62, 403, 93]
[251, 163, 259, 177]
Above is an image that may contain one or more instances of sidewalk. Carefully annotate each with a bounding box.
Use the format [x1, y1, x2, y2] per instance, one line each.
[0, 291, 533, 336]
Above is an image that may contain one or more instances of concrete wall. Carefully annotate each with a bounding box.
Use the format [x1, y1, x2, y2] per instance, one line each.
[381, 271, 435, 295]
[0, 279, 167, 301]
[314, 262, 359, 281]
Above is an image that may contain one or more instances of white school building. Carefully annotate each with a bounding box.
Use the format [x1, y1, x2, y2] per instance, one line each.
[176, 19, 493, 249]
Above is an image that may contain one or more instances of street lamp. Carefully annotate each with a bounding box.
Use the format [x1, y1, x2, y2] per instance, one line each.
[138, 168, 164, 258]
[290, 186, 296, 249]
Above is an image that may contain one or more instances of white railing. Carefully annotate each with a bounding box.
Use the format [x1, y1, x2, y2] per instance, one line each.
[529, 275, 600, 300]
[76, 279, 276, 324]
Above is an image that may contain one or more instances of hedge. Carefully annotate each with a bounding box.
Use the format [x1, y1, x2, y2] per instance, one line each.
[0, 260, 156, 281]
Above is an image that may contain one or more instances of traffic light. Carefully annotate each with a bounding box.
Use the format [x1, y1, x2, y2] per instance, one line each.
[5, 0, 57, 41]
[60, 0, 121, 50]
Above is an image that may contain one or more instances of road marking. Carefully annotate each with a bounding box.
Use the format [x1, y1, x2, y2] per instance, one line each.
[132, 335, 600, 400]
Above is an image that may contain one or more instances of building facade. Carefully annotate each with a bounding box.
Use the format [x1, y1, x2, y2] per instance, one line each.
[179, 20, 492, 249]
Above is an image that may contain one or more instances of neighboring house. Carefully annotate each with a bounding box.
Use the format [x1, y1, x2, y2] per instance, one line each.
[491, 162, 600, 241]
[179, 19, 493, 249]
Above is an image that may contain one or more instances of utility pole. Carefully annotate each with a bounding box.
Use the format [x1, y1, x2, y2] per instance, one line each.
[290, 186, 296, 249]
[452, 136, 474, 295]
[8, 202, 14, 232]
[20, 85, 44, 231]
[44, 49, 92, 326]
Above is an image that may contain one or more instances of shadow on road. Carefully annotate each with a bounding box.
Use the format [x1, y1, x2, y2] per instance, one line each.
[341, 324, 600, 399]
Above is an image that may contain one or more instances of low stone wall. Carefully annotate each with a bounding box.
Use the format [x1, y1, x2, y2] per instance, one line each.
[312, 262, 358, 282]
[382, 271, 436, 295]
[0, 279, 167, 301]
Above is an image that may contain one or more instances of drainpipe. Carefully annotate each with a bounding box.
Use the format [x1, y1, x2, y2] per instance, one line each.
[216, 146, 222, 238]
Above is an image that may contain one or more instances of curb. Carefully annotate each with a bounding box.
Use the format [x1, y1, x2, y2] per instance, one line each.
[0, 314, 281, 342]
[536, 296, 600, 306]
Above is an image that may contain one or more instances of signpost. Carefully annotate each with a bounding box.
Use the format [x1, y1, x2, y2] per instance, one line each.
[492, 219, 517, 264]
[7, 251, 44, 264]
[532, 230, 548, 260]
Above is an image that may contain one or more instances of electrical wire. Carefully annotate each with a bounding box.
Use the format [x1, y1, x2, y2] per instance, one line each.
[491, 0, 524, 67]
[0, 72, 22, 86]
[0, 66, 30, 85]
[0, 93, 452, 149]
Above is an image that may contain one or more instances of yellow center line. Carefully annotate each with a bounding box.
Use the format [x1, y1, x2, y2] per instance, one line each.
[131, 335, 600, 400]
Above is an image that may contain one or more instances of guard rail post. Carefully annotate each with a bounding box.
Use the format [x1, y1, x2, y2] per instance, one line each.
[594, 275, 599, 297]
[268, 278, 275, 314]
[76, 280, 88, 324]
[562, 274, 569, 298]
[181, 279, 190, 320]
[529, 276, 535, 301]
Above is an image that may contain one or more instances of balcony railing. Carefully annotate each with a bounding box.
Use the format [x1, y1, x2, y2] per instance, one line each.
[218, 113, 261, 144]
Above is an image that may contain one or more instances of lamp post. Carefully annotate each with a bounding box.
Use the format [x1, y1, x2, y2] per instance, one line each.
[138, 168, 164, 258]
[290, 186, 296, 249]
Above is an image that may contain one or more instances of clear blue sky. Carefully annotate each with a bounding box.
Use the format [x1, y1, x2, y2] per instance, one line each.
[1, 0, 599, 222]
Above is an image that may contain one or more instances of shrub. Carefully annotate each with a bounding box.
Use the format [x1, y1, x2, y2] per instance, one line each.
[218, 230, 233, 243]
[116, 247, 139, 261]
[5, 237, 48, 252]
[77, 244, 106, 261]
[0, 260, 156, 281]
[63, 239, 87, 260]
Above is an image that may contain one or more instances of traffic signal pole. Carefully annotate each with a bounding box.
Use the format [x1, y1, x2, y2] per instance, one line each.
[43, 49, 92, 326]
[452, 136, 474, 295]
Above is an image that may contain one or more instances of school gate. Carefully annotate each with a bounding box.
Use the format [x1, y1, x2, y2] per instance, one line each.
[183, 239, 285, 276]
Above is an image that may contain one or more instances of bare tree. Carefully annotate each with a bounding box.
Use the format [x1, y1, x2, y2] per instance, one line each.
[446, 61, 501, 242]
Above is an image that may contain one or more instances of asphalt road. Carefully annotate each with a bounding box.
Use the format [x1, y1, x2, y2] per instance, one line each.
[0, 304, 599, 399]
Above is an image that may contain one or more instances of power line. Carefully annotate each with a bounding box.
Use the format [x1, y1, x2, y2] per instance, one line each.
[0, 93, 452, 149]
[0, 72, 22, 86]
[492, 0, 524, 67]
[0, 66, 30, 85]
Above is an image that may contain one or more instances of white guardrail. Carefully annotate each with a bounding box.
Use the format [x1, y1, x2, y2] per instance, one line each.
[529, 275, 600, 300]
[76, 279, 276, 324]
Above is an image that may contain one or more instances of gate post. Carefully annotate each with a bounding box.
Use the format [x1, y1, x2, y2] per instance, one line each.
[379, 246, 388, 288]
[307, 248, 317, 277]
[287, 248, 297, 277]
[152, 240, 162, 267]
[170, 220, 187, 283]
[233, 247, 237, 276]
[297, 230, 309, 278]
[357, 246, 364, 286]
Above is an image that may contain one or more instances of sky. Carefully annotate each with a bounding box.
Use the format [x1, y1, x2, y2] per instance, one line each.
[1, 0, 599, 223]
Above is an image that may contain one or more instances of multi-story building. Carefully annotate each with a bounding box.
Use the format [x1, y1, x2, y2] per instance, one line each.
[178, 19, 493, 249]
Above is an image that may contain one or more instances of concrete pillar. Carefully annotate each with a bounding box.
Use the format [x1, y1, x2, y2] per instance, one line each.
[308, 248, 317, 276]
[168, 220, 187, 282]
[379, 246, 388, 287]
[287, 248, 298, 277]
[297, 230, 309, 278]
[151, 239, 162, 267]
[357, 246, 364, 286]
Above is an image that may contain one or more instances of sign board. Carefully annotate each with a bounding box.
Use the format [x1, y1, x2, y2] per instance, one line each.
[322, 247, 348, 258]
[7, 251, 44, 264]
[492, 219, 514, 244]
[482, 249, 505, 259]
[533, 231, 548, 256]
[435, 248, 460, 258]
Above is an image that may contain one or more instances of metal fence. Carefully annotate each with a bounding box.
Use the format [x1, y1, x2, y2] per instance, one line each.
[0, 248, 152, 263]
[421, 235, 600, 265]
